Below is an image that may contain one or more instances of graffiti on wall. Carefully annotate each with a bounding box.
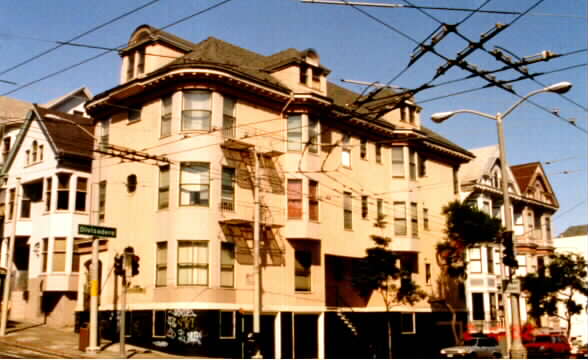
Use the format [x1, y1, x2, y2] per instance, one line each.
[167, 309, 204, 345]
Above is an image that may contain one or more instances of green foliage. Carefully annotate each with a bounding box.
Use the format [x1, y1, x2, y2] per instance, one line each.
[352, 237, 426, 306]
[436, 201, 502, 280]
[522, 253, 588, 333]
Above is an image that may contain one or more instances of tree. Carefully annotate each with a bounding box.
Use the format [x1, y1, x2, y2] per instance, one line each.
[521, 253, 588, 339]
[352, 235, 427, 358]
[435, 201, 502, 344]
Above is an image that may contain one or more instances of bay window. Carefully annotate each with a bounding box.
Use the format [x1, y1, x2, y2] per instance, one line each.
[308, 117, 319, 153]
[394, 201, 407, 236]
[177, 240, 208, 286]
[75, 177, 87, 212]
[158, 165, 170, 209]
[287, 179, 302, 219]
[161, 96, 172, 137]
[287, 114, 302, 151]
[57, 173, 70, 210]
[223, 97, 236, 138]
[392, 147, 404, 177]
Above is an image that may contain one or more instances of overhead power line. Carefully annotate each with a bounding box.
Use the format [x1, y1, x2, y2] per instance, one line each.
[0, 0, 236, 97]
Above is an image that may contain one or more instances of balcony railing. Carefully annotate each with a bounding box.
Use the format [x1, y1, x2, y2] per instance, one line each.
[219, 202, 284, 226]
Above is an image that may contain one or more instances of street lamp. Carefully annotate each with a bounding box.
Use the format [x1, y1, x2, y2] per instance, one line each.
[431, 81, 572, 359]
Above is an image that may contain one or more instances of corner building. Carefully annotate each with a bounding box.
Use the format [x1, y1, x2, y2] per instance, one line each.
[82, 25, 474, 358]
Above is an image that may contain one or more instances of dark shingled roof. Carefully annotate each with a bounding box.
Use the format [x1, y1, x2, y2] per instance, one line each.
[511, 162, 541, 193]
[34, 105, 94, 159]
[559, 224, 588, 237]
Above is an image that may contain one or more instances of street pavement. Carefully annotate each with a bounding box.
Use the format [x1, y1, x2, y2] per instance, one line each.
[0, 321, 184, 359]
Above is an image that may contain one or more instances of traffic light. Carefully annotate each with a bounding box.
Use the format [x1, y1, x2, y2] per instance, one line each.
[502, 230, 519, 269]
[114, 255, 124, 276]
[131, 255, 140, 277]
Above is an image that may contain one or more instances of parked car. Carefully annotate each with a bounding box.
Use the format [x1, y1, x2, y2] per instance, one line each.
[440, 336, 502, 358]
[524, 334, 571, 358]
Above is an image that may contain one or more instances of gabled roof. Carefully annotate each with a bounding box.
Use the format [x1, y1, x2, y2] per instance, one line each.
[458, 145, 520, 193]
[121, 24, 198, 54]
[510, 161, 558, 206]
[0, 96, 32, 125]
[43, 87, 93, 110]
[1, 105, 94, 175]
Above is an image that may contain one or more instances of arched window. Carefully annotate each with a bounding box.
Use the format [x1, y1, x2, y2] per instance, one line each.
[39, 144, 44, 161]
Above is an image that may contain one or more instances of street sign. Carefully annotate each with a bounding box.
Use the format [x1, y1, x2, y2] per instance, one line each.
[78, 224, 117, 238]
[503, 279, 521, 294]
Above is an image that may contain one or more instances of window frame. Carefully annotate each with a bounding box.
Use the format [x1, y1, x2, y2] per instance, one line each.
[53, 237, 67, 272]
[177, 240, 209, 286]
[56, 173, 71, 211]
[394, 201, 407, 236]
[294, 250, 312, 292]
[308, 117, 319, 153]
[219, 311, 237, 339]
[153, 310, 168, 338]
[179, 162, 210, 207]
[287, 179, 303, 219]
[308, 180, 319, 222]
[287, 114, 303, 151]
[181, 90, 212, 131]
[392, 146, 405, 178]
[221, 167, 236, 212]
[400, 312, 416, 334]
[361, 195, 368, 219]
[156, 241, 168, 287]
[158, 165, 170, 209]
[98, 180, 106, 223]
[341, 134, 351, 168]
[7, 188, 15, 220]
[160, 95, 172, 138]
[375, 143, 382, 164]
[75, 177, 88, 212]
[409, 149, 417, 181]
[410, 202, 418, 237]
[360, 138, 367, 160]
[469, 247, 482, 273]
[220, 242, 235, 288]
[343, 191, 353, 230]
[423, 208, 429, 231]
[20, 190, 31, 219]
[223, 96, 237, 139]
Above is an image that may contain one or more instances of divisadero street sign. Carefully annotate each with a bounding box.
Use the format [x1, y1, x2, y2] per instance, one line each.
[79, 224, 117, 238]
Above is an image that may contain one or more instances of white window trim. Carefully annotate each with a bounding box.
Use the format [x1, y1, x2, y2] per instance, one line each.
[219, 311, 237, 339]
[400, 312, 416, 334]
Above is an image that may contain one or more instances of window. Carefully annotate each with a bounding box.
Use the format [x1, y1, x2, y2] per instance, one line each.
[486, 246, 494, 274]
[221, 167, 236, 211]
[137, 48, 145, 75]
[425, 263, 431, 285]
[158, 165, 170, 209]
[155, 241, 167, 287]
[153, 311, 168, 338]
[392, 147, 404, 177]
[299, 64, 308, 85]
[360, 138, 367, 160]
[489, 292, 497, 320]
[482, 201, 491, 215]
[0, 188, 5, 218]
[418, 156, 426, 177]
[411, 202, 418, 237]
[453, 167, 459, 194]
[377, 199, 384, 221]
[128, 109, 141, 123]
[469, 247, 481, 273]
[182, 90, 211, 131]
[98, 181, 106, 223]
[75, 177, 87, 212]
[376, 143, 382, 163]
[394, 202, 407, 236]
[25, 150, 30, 165]
[180, 162, 209, 206]
[423, 208, 429, 231]
[177, 240, 208, 286]
[53, 237, 66, 272]
[308, 180, 319, 221]
[42, 238, 49, 272]
[100, 119, 110, 149]
[223, 97, 236, 138]
[2, 137, 10, 160]
[295, 250, 311, 292]
[492, 204, 501, 219]
[287, 114, 302, 151]
[7, 188, 15, 220]
[400, 313, 416, 334]
[20, 191, 30, 219]
[32, 141, 38, 162]
[72, 239, 83, 272]
[57, 173, 70, 210]
[161, 96, 172, 137]
[39, 145, 44, 161]
[545, 217, 552, 240]
[472, 293, 485, 321]
[361, 195, 368, 219]
[400, 105, 406, 122]
[341, 134, 351, 168]
[287, 179, 302, 219]
[45, 177, 52, 212]
[221, 242, 235, 288]
[343, 192, 352, 229]
[127, 52, 135, 80]
[409, 149, 417, 181]
[220, 311, 236, 339]
[308, 117, 319, 153]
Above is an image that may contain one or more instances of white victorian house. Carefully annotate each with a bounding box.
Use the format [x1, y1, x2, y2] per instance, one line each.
[0, 105, 94, 327]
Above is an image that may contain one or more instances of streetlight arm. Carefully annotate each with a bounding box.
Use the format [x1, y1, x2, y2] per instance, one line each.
[501, 87, 549, 119]
[441, 109, 497, 121]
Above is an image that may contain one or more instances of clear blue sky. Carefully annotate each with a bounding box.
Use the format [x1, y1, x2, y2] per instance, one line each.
[0, 0, 585, 235]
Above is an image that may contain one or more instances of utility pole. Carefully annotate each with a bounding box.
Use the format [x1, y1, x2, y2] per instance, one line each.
[252, 148, 262, 359]
[0, 177, 20, 337]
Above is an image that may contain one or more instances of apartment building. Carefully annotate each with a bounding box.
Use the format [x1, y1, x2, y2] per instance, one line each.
[0, 104, 94, 327]
[82, 24, 474, 358]
[459, 145, 559, 336]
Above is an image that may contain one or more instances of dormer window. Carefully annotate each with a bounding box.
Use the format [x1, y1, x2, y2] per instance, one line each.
[127, 52, 135, 81]
[137, 48, 145, 75]
[2, 137, 11, 160]
[300, 64, 308, 85]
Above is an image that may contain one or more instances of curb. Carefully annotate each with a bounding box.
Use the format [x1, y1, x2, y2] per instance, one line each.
[0, 338, 85, 359]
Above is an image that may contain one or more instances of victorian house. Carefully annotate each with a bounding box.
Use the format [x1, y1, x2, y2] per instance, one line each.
[82, 24, 474, 358]
[459, 145, 558, 336]
[0, 89, 93, 327]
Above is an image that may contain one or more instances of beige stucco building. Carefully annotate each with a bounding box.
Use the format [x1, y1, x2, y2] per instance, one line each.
[81, 25, 475, 358]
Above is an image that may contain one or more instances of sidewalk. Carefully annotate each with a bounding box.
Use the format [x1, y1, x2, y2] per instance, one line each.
[0, 321, 183, 359]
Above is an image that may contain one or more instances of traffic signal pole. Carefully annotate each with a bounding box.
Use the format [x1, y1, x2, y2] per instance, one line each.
[120, 253, 127, 357]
